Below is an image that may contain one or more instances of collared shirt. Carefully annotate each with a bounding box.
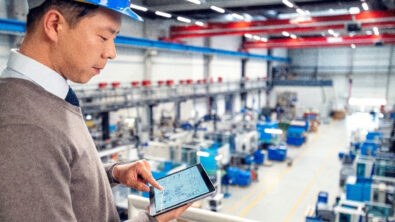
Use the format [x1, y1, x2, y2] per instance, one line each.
[0, 49, 69, 100]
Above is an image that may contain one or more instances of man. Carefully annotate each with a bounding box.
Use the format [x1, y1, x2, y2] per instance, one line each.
[0, 0, 190, 221]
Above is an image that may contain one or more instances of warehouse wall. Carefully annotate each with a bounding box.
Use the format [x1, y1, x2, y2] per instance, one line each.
[289, 45, 395, 110]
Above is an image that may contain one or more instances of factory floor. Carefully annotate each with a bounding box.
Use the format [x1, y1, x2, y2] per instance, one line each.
[220, 113, 379, 222]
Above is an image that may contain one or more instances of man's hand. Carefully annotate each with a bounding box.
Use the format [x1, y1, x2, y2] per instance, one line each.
[154, 203, 192, 222]
[113, 160, 163, 192]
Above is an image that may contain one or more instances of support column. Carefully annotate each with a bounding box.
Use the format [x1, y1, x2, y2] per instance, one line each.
[266, 49, 273, 107]
[386, 45, 393, 104]
[240, 58, 248, 109]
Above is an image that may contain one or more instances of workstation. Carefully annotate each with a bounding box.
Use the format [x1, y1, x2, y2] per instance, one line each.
[0, 0, 394, 222]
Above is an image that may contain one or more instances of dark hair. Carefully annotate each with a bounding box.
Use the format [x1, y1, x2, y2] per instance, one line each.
[26, 0, 99, 33]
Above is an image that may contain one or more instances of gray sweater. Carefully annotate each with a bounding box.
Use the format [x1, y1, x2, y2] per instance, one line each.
[0, 78, 155, 222]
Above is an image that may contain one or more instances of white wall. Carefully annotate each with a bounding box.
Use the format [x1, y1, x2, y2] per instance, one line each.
[289, 45, 395, 109]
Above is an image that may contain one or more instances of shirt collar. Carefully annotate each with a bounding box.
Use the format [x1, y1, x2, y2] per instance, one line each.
[6, 49, 69, 99]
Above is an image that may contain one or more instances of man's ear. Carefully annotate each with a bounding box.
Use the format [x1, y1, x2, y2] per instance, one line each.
[42, 9, 67, 42]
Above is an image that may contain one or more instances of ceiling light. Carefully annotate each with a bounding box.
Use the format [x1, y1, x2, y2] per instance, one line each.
[373, 27, 379, 36]
[186, 0, 201, 5]
[351, 44, 356, 49]
[155, 11, 172, 18]
[244, 33, 253, 38]
[260, 37, 268, 42]
[333, 33, 339, 37]
[232, 13, 244, 20]
[253, 35, 261, 41]
[195, 21, 205, 26]
[328, 29, 335, 35]
[282, 31, 290, 37]
[362, 2, 369, 10]
[130, 4, 148, 12]
[349, 7, 360, 15]
[177, 16, 191, 23]
[329, 8, 334, 13]
[290, 34, 297, 39]
[282, 0, 294, 8]
[365, 30, 373, 35]
[210, 5, 226, 13]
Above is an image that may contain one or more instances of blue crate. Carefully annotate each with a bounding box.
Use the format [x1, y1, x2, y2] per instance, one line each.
[366, 132, 383, 141]
[268, 146, 287, 161]
[226, 167, 252, 187]
[317, 191, 328, 204]
[287, 136, 305, 146]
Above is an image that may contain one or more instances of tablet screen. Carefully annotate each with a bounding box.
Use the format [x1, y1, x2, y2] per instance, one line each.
[153, 165, 212, 213]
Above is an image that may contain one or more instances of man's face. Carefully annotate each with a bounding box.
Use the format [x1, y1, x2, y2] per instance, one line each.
[55, 7, 121, 83]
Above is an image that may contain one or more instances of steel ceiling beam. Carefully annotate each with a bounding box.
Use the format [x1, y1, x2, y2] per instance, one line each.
[169, 10, 395, 39]
[242, 34, 395, 49]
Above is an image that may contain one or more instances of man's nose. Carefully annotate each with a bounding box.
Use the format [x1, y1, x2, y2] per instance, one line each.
[103, 40, 117, 60]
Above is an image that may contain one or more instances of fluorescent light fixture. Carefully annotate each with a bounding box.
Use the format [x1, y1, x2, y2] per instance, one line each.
[290, 34, 297, 39]
[282, 0, 294, 8]
[195, 21, 205, 26]
[296, 8, 306, 15]
[351, 44, 356, 49]
[260, 37, 268, 42]
[244, 33, 253, 38]
[362, 2, 369, 10]
[328, 29, 335, 35]
[305, 10, 311, 15]
[365, 30, 373, 35]
[232, 13, 244, 20]
[264, 128, 283, 135]
[186, 0, 201, 5]
[130, 4, 148, 12]
[329, 8, 334, 13]
[327, 37, 343, 43]
[155, 11, 172, 18]
[253, 35, 261, 41]
[333, 33, 339, 37]
[373, 27, 379, 35]
[210, 5, 225, 13]
[177, 16, 191, 23]
[282, 31, 290, 37]
[197, 151, 210, 157]
[349, 7, 360, 14]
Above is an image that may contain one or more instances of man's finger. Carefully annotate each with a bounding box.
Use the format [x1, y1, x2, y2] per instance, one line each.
[137, 183, 150, 192]
[139, 169, 163, 190]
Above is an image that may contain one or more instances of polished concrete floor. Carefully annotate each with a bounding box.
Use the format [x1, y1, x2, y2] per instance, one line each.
[219, 114, 378, 222]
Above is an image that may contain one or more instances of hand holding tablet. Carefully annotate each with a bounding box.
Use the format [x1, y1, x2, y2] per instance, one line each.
[149, 164, 216, 217]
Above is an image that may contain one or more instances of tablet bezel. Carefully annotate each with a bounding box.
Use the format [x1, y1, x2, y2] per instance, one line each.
[149, 163, 216, 217]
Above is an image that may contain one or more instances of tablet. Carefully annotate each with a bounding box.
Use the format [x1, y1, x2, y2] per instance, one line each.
[149, 163, 216, 217]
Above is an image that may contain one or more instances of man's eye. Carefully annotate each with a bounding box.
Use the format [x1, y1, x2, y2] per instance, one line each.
[99, 35, 108, 41]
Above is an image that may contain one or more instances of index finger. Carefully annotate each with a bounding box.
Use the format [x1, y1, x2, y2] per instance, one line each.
[140, 169, 163, 190]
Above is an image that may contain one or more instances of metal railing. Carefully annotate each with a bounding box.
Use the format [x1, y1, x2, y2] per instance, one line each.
[127, 195, 259, 222]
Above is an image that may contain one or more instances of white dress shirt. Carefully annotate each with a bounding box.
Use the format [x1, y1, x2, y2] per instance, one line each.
[0, 49, 69, 100]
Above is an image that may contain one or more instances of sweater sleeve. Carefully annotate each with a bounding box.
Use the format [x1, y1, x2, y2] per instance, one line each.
[0, 124, 77, 222]
[104, 162, 121, 187]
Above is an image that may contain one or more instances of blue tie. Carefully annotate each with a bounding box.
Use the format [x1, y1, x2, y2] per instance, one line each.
[65, 87, 80, 107]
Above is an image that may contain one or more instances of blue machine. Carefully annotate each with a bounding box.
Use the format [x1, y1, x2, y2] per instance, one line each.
[366, 131, 383, 141]
[256, 121, 279, 143]
[224, 167, 252, 187]
[253, 150, 265, 164]
[361, 141, 379, 156]
[268, 143, 287, 161]
[345, 176, 372, 202]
